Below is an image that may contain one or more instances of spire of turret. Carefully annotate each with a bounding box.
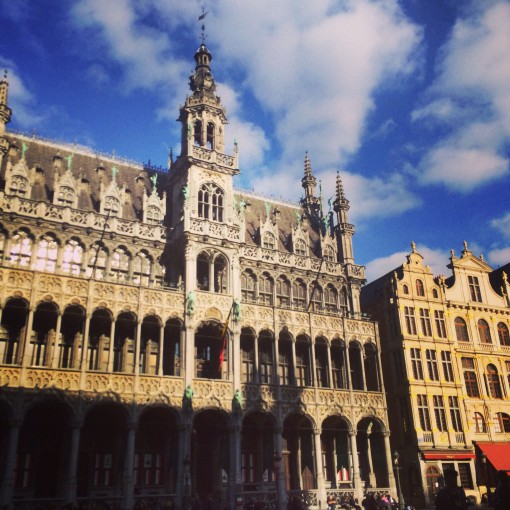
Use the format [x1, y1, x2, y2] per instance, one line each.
[0, 70, 12, 156]
[333, 171, 355, 264]
[333, 172, 349, 213]
[301, 152, 320, 215]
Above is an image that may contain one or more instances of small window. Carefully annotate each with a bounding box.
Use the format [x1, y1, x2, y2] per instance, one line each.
[432, 288, 439, 298]
[105, 196, 120, 217]
[262, 232, 276, 250]
[9, 175, 28, 197]
[478, 319, 492, 344]
[295, 239, 307, 256]
[416, 279, 425, 296]
[402, 284, 409, 295]
[323, 246, 335, 262]
[497, 322, 510, 346]
[468, 275, 482, 302]
[473, 412, 486, 433]
[455, 317, 470, 343]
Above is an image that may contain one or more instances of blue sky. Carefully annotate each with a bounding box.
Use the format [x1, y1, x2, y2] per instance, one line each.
[1, 0, 510, 282]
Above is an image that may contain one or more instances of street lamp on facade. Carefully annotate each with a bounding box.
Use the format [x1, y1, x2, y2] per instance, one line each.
[393, 450, 404, 510]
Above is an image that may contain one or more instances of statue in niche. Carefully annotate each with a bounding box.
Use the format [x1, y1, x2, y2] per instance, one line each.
[186, 291, 195, 317]
[21, 141, 29, 159]
[183, 385, 194, 410]
[233, 298, 241, 323]
[233, 388, 243, 412]
[182, 185, 190, 201]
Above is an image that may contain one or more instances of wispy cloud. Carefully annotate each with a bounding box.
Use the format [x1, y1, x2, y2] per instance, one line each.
[413, 1, 510, 191]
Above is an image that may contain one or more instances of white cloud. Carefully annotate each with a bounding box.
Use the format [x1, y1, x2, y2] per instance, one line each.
[414, 1, 510, 191]
[488, 247, 510, 267]
[491, 212, 510, 240]
[365, 244, 449, 283]
[0, 57, 44, 128]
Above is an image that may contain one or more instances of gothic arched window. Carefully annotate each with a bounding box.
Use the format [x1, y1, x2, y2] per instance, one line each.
[276, 276, 291, 307]
[110, 247, 130, 282]
[9, 175, 28, 197]
[323, 246, 335, 262]
[194, 120, 202, 146]
[62, 239, 83, 276]
[241, 270, 256, 303]
[133, 251, 151, 285]
[207, 122, 215, 149]
[104, 196, 121, 217]
[309, 284, 323, 312]
[146, 205, 162, 225]
[87, 243, 108, 280]
[259, 273, 274, 305]
[262, 232, 276, 250]
[57, 186, 75, 206]
[295, 239, 307, 256]
[35, 234, 59, 272]
[324, 285, 338, 313]
[198, 183, 224, 222]
[9, 230, 33, 267]
[293, 279, 306, 310]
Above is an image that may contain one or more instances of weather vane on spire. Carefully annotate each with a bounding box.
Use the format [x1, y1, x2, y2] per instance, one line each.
[199, 7, 208, 43]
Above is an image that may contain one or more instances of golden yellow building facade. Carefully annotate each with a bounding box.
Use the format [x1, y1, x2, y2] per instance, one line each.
[361, 243, 510, 508]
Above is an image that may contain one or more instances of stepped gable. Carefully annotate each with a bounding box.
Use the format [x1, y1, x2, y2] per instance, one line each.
[0, 133, 167, 217]
[235, 191, 322, 257]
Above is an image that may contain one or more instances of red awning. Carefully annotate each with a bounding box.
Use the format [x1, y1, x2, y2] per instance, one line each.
[422, 452, 475, 460]
[477, 442, 510, 472]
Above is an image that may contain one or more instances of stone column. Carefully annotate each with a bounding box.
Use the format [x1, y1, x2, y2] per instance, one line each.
[274, 426, 286, 510]
[64, 419, 83, 503]
[123, 418, 137, 510]
[107, 318, 116, 372]
[0, 418, 22, 508]
[360, 347, 367, 391]
[81, 313, 91, 372]
[326, 344, 333, 388]
[134, 321, 142, 375]
[344, 344, 352, 390]
[20, 307, 35, 366]
[291, 340, 297, 386]
[349, 432, 363, 501]
[366, 429, 376, 488]
[176, 423, 192, 510]
[383, 432, 397, 495]
[229, 423, 242, 510]
[313, 429, 326, 506]
[158, 322, 165, 375]
[253, 330, 259, 383]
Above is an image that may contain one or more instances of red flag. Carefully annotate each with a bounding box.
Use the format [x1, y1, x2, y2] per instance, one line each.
[218, 302, 233, 372]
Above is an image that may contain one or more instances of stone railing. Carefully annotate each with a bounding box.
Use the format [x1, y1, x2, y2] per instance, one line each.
[188, 217, 241, 241]
[190, 145, 237, 169]
[0, 194, 166, 241]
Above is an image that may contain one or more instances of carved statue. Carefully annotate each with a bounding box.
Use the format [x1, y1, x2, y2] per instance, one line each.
[183, 385, 194, 410]
[411, 241, 416, 253]
[65, 153, 74, 171]
[21, 141, 29, 159]
[186, 291, 195, 316]
[150, 174, 158, 188]
[187, 122, 192, 140]
[264, 202, 271, 218]
[295, 211, 302, 226]
[111, 166, 119, 180]
[182, 185, 190, 201]
[233, 388, 243, 411]
[233, 298, 241, 322]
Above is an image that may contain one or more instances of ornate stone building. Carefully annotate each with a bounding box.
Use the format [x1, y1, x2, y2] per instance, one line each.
[0, 43, 394, 510]
[361, 243, 510, 508]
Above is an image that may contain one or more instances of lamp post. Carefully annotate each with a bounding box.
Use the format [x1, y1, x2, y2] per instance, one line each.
[393, 450, 404, 510]
[481, 452, 491, 504]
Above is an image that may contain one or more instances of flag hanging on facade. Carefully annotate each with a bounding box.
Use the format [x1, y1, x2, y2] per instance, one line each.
[218, 301, 234, 372]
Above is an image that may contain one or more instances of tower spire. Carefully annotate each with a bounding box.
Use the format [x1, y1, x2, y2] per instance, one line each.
[333, 172, 355, 264]
[301, 152, 320, 216]
[0, 70, 12, 157]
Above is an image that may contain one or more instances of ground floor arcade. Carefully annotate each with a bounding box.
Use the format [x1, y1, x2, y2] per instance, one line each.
[0, 392, 396, 510]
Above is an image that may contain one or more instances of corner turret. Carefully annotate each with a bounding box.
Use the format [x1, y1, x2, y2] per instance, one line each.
[333, 172, 355, 264]
[301, 152, 320, 216]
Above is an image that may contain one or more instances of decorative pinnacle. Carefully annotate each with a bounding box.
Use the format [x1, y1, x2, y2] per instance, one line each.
[304, 151, 312, 179]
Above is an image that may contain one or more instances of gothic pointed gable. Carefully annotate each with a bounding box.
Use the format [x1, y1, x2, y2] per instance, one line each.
[258, 202, 280, 250]
[5, 156, 31, 198]
[143, 175, 166, 225]
[53, 166, 78, 208]
[100, 167, 123, 217]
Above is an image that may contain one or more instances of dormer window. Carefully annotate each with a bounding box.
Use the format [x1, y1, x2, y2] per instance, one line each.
[295, 239, 307, 256]
[9, 175, 28, 197]
[323, 246, 335, 262]
[262, 232, 276, 250]
[57, 186, 75, 206]
[104, 196, 120, 217]
[146, 205, 162, 225]
[198, 183, 224, 222]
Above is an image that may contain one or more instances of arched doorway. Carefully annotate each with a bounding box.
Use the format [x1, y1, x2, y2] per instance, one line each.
[195, 321, 229, 380]
[356, 418, 388, 488]
[191, 410, 230, 502]
[321, 416, 351, 488]
[0, 297, 28, 364]
[241, 412, 276, 490]
[88, 308, 112, 371]
[282, 414, 316, 491]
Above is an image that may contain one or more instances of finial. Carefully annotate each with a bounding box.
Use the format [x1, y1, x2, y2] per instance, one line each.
[480, 253, 484, 261]
[112, 166, 119, 180]
[463, 240, 468, 251]
[198, 8, 208, 44]
[450, 249, 455, 257]
[503, 271, 508, 283]
[411, 241, 416, 253]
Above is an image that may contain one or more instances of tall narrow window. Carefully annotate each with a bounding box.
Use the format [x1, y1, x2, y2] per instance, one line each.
[441, 351, 454, 382]
[416, 279, 425, 296]
[308, 285, 322, 312]
[9, 231, 33, 267]
[433, 395, 447, 431]
[404, 307, 417, 335]
[88, 244, 107, 280]
[473, 412, 486, 433]
[455, 317, 470, 342]
[417, 395, 431, 431]
[462, 357, 479, 398]
[498, 322, 510, 346]
[259, 273, 274, 305]
[194, 120, 202, 146]
[104, 196, 120, 217]
[434, 310, 447, 338]
[35, 235, 58, 272]
[486, 364, 502, 399]
[110, 247, 130, 282]
[241, 270, 256, 303]
[132, 252, 151, 286]
[206, 122, 215, 150]
[323, 246, 335, 262]
[410, 348, 424, 380]
[324, 285, 338, 313]
[262, 232, 276, 250]
[448, 396, 462, 432]
[468, 275, 482, 302]
[293, 279, 306, 310]
[146, 205, 161, 225]
[276, 276, 290, 307]
[198, 183, 224, 222]
[62, 239, 83, 276]
[425, 349, 439, 381]
[420, 309, 432, 336]
[478, 319, 492, 344]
